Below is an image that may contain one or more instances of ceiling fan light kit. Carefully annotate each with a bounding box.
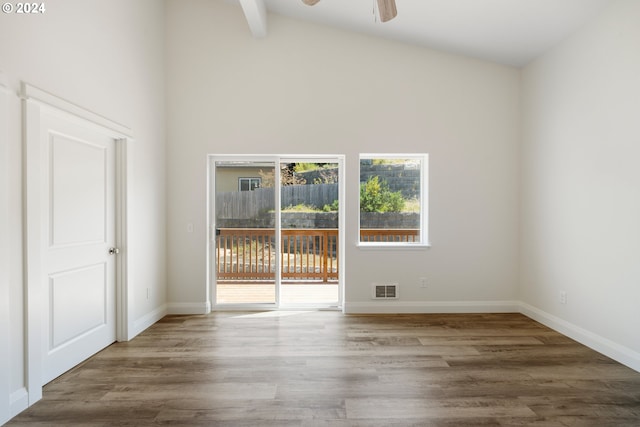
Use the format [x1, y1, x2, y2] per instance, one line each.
[301, 0, 397, 22]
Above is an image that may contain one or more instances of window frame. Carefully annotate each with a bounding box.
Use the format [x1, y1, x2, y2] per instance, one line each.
[357, 153, 430, 249]
[238, 177, 261, 192]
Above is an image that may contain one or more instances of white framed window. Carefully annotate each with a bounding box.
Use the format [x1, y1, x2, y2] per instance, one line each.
[358, 154, 429, 248]
[238, 177, 261, 191]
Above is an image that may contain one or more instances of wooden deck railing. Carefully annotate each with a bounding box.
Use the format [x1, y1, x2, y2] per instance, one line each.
[360, 229, 420, 243]
[215, 228, 338, 283]
[216, 228, 275, 282]
[281, 229, 338, 283]
[216, 228, 419, 283]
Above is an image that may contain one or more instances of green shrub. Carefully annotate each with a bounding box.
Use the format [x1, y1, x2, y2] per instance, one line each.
[360, 176, 405, 213]
[322, 200, 339, 212]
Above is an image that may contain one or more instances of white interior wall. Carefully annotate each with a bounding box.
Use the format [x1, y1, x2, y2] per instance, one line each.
[165, 0, 521, 313]
[520, 0, 640, 369]
[0, 1, 167, 421]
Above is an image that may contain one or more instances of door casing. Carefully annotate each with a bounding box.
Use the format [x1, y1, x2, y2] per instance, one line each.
[0, 72, 11, 424]
[23, 83, 133, 405]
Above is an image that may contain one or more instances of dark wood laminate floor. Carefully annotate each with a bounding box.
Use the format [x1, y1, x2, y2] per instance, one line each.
[7, 312, 640, 426]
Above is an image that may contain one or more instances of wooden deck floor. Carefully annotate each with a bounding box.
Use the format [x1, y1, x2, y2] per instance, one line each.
[7, 312, 640, 426]
[217, 282, 339, 304]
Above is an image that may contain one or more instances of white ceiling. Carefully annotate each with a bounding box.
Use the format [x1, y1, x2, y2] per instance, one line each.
[235, 0, 613, 67]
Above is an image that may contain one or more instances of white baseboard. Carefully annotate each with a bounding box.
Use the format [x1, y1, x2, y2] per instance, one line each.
[343, 300, 521, 314]
[167, 301, 211, 315]
[129, 304, 168, 339]
[519, 303, 640, 373]
[9, 387, 28, 419]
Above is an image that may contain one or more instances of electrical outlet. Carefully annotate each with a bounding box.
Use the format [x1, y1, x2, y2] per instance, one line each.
[419, 277, 428, 288]
[560, 291, 567, 305]
[146, 288, 150, 300]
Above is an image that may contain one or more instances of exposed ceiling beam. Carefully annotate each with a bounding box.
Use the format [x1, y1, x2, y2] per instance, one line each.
[239, 0, 268, 38]
[377, 0, 397, 23]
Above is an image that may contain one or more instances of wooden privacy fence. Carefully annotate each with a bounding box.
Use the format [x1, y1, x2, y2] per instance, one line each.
[215, 228, 339, 283]
[217, 189, 275, 220]
[281, 184, 338, 210]
[216, 184, 339, 220]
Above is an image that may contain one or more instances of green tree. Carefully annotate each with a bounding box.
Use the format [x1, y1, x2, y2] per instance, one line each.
[360, 176, 405, 212]
[293, 163, 319, 173]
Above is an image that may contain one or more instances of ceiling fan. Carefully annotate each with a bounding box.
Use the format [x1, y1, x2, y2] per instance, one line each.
[301, 0, 398, 23]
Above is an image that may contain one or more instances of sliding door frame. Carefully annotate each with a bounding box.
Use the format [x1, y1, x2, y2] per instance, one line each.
[207, 154, 345, 311]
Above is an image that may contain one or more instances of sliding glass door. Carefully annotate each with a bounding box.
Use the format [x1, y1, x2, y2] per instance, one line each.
[213, 158, 277, 304]
[279, 160, 340, 305]
[211, 155, 343, 308]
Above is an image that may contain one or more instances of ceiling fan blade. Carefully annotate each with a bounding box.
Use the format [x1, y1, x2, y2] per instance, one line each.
[302, 0, 321, 5]
[377, 0, 397, 22]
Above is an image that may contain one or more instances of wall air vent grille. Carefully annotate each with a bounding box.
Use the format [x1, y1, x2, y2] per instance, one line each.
[372, 283, 398, 299]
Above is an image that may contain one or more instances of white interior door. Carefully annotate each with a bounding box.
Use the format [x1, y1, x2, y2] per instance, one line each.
[40, 111, 116, 384]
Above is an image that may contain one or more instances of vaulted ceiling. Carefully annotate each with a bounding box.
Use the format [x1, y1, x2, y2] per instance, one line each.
[232, 0, 612, 67]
